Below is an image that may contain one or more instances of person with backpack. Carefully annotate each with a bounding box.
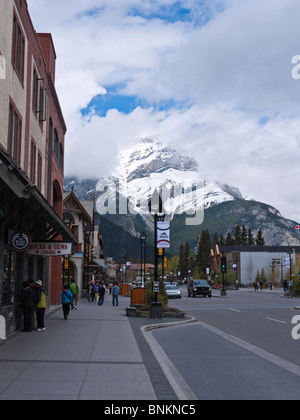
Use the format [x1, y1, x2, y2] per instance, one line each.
[69, 280, 79, 309]
[61, 285, 73, 320]
[35, 280, 47, 331]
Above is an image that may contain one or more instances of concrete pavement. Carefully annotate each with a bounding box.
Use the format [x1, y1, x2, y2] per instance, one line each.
[0, 295, 180, 400]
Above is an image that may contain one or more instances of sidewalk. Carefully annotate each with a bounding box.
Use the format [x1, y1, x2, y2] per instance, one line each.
[0, 296, 176, 400]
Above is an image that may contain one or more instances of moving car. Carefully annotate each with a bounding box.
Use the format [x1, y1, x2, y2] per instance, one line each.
[188, 279, 212, 298]
[165, 284, 181, 299]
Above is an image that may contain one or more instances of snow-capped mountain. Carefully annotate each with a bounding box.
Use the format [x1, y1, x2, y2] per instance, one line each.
[99, 138, 244, 223]
[64, 138, 300, 253]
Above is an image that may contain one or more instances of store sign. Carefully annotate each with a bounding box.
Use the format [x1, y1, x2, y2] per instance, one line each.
[157, 222, 170, 249]
[10, 231, 31, 252]
[27, 242, 72, 256]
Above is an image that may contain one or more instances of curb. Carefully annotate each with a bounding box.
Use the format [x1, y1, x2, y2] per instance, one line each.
[141, 316, 199, 401]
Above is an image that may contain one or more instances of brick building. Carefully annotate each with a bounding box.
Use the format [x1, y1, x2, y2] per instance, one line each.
[0, 0, 76, 337]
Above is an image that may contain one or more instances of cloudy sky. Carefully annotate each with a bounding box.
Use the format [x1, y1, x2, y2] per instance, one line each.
[27, 0, 300, 221]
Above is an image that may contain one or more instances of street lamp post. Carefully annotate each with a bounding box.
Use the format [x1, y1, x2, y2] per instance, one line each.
[148, 190, 164, 317]
[140, 231, 147, 286]
[84, 224, 92, 289]
[287, 247, 294, 291]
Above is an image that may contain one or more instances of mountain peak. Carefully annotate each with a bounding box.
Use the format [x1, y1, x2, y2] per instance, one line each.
[119, 137, 198, 182]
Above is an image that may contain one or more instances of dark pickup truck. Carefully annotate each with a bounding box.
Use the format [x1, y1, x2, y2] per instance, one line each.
[188, 279, 212, 298]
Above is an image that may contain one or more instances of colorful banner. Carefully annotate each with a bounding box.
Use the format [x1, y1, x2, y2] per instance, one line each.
[157, 222, 170, 248]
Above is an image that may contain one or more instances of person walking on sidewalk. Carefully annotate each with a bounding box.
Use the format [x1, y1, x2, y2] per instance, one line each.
[112, 282, 120, 306]
[94, 282, 100, 304]
[69, 280, 79, 309]
[35, 280, 46, 331]
[98, 281, 106, 306]
[20, 281, 36, 332]
[61, 285, 73, 320]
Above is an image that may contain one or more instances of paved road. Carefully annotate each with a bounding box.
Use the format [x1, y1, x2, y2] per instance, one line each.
[149, 288, 300, 400]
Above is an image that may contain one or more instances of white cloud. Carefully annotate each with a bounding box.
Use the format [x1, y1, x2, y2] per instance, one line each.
[27, 0, 300, 221]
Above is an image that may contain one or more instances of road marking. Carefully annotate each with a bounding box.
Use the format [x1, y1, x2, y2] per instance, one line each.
[230, 308, 241, 312]
[195, 320, 300, 377]
[266, 317, 286, 324]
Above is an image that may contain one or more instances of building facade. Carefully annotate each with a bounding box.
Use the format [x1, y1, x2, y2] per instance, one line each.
[211, 245, 300, 287]
[0, 0, 75, 338]
[63, 190, 106, 296]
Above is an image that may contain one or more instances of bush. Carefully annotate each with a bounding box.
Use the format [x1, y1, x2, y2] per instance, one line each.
[292, 279, 300, 296]
[142, 282, 169, 312]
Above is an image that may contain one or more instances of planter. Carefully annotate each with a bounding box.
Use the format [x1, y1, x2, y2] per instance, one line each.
[131, 288, 146, 305]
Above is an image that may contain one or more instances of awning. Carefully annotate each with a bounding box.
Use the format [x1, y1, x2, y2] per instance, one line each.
[0, 145, 77, 244]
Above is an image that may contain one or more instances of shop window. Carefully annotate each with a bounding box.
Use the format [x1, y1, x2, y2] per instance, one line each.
[2, 250, 17, 305]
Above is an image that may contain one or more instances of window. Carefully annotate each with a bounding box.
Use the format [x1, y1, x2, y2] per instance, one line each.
[53, 129, 58, 158]
[37, 151, 42, 191]
[12, 12, 25, 83]
[8, 101, 22, 164]
[32, 68, 38, 114]
[30, 140, 36, 182]
[32, 69, 47, 122]
[59, 143, 63, 169]
[2, 249, 17, 305]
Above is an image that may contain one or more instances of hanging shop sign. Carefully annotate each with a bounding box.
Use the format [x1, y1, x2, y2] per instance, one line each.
[27, 242, 72, 256]
[157, 221, 170, 249]
[10, 231, 31, 252]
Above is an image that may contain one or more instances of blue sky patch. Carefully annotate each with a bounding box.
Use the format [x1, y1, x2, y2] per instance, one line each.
[80, 89, 191, 117]
[128, 2, 192, 24]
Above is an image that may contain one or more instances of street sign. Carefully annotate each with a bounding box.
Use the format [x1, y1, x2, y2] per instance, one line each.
[27, 242, 72, 256]
[153, 282, 160, 293]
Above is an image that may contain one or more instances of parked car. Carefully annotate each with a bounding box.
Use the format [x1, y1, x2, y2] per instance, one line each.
[165, 284, 181, 299]
[188, 279, 212, 298]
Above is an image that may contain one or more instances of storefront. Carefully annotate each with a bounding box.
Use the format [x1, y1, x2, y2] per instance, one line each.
[0, 146, 77, 337]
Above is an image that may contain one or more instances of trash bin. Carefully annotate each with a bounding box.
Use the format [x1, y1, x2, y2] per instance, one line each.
[131, 288, 146, 305]
[121, 284, 130, 296]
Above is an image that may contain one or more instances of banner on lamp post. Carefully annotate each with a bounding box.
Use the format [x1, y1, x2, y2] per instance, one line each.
[157, 222, 170, 249]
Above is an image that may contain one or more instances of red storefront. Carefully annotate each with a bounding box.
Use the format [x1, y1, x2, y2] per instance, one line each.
[0, 0, 76, 336]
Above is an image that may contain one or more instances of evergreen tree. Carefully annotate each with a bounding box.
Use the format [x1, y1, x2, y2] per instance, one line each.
[247, 228, 255, 245]
[234, 225, 242, 245]
[225, 232, 235, 246]
[177, 243, 185, 278]
[219, 234, 225, 246]
[184, 241, 191, 277]
[177, 242, 192, 278]
[241, 225, 248, 245]
[212, 232, 219, 248]
[255, 229, 265, 246]
[195, 230, 211, 277]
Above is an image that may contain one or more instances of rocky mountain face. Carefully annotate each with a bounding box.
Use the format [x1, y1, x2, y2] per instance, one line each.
[64, 138, 300, 260]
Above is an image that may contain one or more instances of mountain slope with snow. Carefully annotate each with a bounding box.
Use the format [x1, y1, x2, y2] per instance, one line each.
[64, 138, 300, 257]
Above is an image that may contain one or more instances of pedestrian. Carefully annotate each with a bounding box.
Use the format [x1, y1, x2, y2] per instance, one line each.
[112, 282, 120, 306]
[69, 280, 79, 309]
[20, 281, 36, 332]
[88, 281, 95, 302]
[108, 281, 113, 295]
[283, 279, 288, 293]
[35, 280, 46, 331]
[61, 285, 73, 320]
[259, 281, 263, 291]
[98, 282, 106, 306]
[94, 282, 100, 303]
